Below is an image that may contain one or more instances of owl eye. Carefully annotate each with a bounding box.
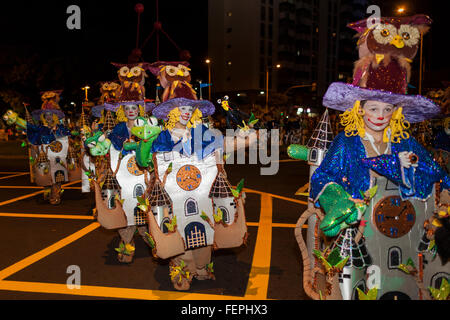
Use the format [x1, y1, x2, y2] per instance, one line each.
[178, 65, 190, 76]
[119, 66, 130, 77]
[380, 29, 390, 37]
[130, 66, 142, 77]
[166, 66, 177, 77]
[398, 25, 420, 47]
[373, 24, 396, 45]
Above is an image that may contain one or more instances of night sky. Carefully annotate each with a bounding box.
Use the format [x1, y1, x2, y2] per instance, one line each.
[0, 1, 448, 114]
[0, 0, 208, 110]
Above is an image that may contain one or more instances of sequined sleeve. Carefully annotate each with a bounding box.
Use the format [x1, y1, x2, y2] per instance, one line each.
[310, 132, 366, 203]
[404, 136, 450, 195]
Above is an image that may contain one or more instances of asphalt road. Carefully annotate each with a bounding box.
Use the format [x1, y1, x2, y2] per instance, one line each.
[0, 152, 312, 301]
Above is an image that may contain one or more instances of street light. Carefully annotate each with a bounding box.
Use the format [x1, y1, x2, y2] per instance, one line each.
[205, 58, 212, 100]
[266, 64, 281, 112]
[396, 7, 406, 14]
[81, 86, 90, 102]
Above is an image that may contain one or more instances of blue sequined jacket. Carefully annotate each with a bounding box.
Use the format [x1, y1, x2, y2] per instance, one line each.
[310, 131, 450, 204]
[26, 123, 71, 145]
[151, 125, 223, 160]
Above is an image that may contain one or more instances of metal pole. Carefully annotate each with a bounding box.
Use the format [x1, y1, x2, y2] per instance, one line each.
[266, 68, 269, 113]
[419, 32, 424, 95]
[208, 64, 211, 100]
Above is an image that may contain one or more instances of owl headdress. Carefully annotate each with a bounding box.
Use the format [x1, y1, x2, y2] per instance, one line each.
[323, 14, 440, 123]
[92, 63, 156, 118]
[147, 61, 197, 102]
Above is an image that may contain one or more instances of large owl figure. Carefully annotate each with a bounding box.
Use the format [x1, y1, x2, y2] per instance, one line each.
[111, 62, 150, 101]
[147, 61, 197, 102]
[41, 90, 63, 110]
[348, 14, 432, 94]
[98, 81, 120, 104]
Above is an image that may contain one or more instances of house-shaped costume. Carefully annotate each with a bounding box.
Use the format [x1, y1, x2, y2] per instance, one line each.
[291, 15, 450, 300]
[149, 95, 248, 290]
[2, 90, 80, 205]
[85, 63, 159, 263]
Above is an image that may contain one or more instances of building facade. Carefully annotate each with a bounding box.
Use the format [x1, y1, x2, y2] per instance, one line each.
[208, 0, 367, 107]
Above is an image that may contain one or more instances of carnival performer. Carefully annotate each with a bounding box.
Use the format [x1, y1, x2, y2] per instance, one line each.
[85, 62, 159, 264]
[147, 93, 250, 291]
[3, 90, 80, 205]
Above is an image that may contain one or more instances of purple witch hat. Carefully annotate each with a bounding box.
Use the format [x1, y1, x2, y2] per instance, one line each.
[92, 100, 156, 117]
[323, 14, 440, 123]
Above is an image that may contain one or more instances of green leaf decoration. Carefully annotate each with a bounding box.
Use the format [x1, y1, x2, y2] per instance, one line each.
[397, 264, 411, 274]
[313, 249, 332, 272]
[231, 188, 240, 198]
[144, 232, 156, 249]
[213, 207, 223, 223]
[137, 195, 146, 205]
[21, 141, 27, 147]
[357, 287, 378, 300]
[429, 278, 450, 300]
[236, 178, 245, 194]
[406, 257, 415, 268]
[137, 204, 148, 212]
[200, 211, 209, 221]
[164, 216, 177, 232]
[206, 262, 214, 273]
[167, 162, 173, 174]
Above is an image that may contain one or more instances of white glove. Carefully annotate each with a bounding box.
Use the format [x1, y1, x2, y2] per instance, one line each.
[398, 151, 418, 168]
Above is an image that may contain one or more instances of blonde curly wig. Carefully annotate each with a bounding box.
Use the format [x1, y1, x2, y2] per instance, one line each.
[340, 100, 410, 143]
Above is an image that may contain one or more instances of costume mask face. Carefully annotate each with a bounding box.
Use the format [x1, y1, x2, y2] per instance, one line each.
[178, 105, 194, 126]
[124, 105, 139, 120]
[362, 100, 395, 132]
[44, 112, 54, 124]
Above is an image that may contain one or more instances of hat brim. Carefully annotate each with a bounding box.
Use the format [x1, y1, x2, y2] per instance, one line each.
[92, 101, 156, 118]
[31, 109, 65, 121]
[323, 82, 441, 123]
[152, 98, 215, 120]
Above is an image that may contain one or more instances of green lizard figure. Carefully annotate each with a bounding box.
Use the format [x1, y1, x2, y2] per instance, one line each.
[85, 131, 112, 156]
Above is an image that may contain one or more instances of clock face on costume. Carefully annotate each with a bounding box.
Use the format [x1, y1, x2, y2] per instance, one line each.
[176, 165, 202, 191]
[373, 196, 416, 238]
[127, 157, 144, 176]
[49, 141, 63, 153]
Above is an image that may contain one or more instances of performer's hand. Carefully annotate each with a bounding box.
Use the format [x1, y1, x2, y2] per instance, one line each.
[399, 151, 419, 168]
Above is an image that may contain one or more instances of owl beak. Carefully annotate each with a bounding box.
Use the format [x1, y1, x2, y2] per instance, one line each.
[390, 35, 405, 49]
[176, 69, 184, 77]
[127, 72, 133, 78]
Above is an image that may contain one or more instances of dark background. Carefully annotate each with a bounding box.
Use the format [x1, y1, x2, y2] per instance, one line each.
[0, 0, 448, 115]
[0, 0, 208, 112]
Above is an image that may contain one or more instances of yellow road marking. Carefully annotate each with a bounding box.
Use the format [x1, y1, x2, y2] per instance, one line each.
[0, 186, 81, 190]
[243, 187, 307, 205]
[0, 172, 29, 181]
[0, 280, 249, 300]
[0, 172, 28, 175]
[0, 180, 81, 207]
[0, 222, 100, 281]
[246, 222, 306, 229]
[295, 182, 309, 196]
[244, 194, 272, 299]
[0, 213, 93, 220]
